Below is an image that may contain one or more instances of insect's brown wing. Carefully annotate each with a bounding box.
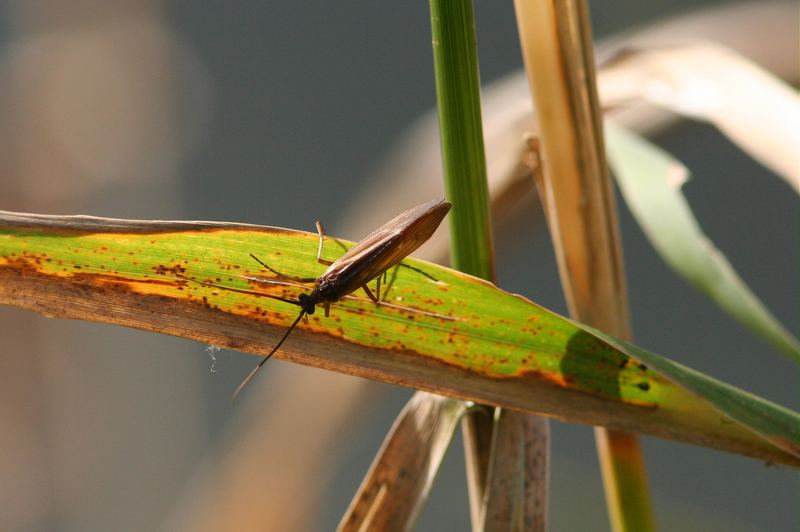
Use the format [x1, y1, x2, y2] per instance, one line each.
[318, 198, 451, 300]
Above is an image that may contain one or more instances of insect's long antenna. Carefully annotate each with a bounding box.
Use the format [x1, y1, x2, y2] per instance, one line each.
[250, 253, 275, 272]
[175, 273, 302, 307]
[249, 253, 317, 283]
[232, 309, 307, 400]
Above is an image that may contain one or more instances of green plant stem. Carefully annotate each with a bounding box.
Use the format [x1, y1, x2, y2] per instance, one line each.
[429, 0, 494, 279]
[430, 1, 533, 529]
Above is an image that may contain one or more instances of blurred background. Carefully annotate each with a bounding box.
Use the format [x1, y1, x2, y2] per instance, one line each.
[0, 1, 797, 530]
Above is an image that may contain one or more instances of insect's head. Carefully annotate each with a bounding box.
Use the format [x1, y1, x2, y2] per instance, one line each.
[298, 293, 316, 315]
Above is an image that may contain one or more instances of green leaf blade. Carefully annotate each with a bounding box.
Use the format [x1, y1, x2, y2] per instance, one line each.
[586, 327, 800, 459]
[605, 121, 800, 363]
[0, 211, 797, 465]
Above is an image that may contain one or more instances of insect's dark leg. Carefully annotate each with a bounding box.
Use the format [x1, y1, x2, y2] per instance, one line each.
[362, 284, 380, 304]
[375, 274, 382, 301]
[249, 253, 317, 283]
[382, 267, 400, 300]
[398, 262, 439, 282]
[377, 264, 436, 301]
[314, 221, 334, 266]
[379, 271, 389, 301]
[324, 302, 331, 317]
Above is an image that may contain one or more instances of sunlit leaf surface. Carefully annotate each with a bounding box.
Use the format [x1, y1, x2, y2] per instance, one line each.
[0, 211, 797, 465]
[606, 121, 800, 363]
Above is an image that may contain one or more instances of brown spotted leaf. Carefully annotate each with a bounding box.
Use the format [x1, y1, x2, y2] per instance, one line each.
[0, 211, 797, 466]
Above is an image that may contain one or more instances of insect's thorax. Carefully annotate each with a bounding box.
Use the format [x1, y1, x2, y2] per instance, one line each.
[311, 276, 339, 303]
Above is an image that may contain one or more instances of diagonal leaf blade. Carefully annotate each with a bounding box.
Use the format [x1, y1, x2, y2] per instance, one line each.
[0, 211, 797, 466]
[605, 121, 800, 363]
[585, 326, 800, 459]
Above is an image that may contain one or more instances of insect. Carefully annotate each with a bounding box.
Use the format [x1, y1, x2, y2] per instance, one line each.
[233, 197, 452, 398]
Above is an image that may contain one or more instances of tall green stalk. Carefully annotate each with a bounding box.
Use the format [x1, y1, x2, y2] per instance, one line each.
[430, 1, 503, 527]
[429, 0, 494, 279]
